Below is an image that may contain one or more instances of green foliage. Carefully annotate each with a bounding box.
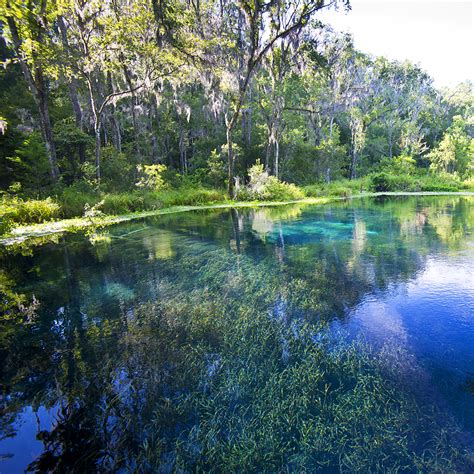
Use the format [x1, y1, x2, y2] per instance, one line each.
[0, 195, 60, 233]
[417, 176, 461, 192]
[370, 172, 463, 193]
[99, 147, 134, 191]
[54, 120, 93, 178]
[157, 186, 226, 207]
[5, 132, 51, 191]
[205, 148, 227, 187]
[304, 177, 371, 197]
[303, 173, 467, 196]
[136, 164, 168, 191]
[370, 172, 417, 192]
[92, 187, 226, 216]
[260, 176, 304, 201]
[378, 154, 417, 175]
[427, 116, 473, 178]
[462, 177, 474, 191]
[238, 161, 304, 201]
[58, 183, 100, 218]
[100, 191, 153, 215]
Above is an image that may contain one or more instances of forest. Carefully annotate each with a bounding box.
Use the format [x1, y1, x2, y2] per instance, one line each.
[1, 1, 474, 471]
[0, 0, 473, 232]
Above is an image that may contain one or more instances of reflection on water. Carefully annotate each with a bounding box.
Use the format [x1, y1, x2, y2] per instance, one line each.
[1, 196, 473, 471]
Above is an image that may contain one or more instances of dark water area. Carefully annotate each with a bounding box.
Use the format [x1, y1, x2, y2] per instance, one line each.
[1, 196, 473, 471]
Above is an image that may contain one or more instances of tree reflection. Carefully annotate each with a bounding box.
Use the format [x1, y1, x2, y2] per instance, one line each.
[0, 196, 473, 470]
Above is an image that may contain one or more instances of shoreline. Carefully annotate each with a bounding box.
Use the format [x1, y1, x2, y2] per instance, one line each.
[2, 191, 473, 245]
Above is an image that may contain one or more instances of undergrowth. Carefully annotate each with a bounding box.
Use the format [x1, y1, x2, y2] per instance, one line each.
[1, 172, 472, 235]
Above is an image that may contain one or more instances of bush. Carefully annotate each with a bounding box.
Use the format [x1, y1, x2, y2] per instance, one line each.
[237, 161, 304, 201]
[101, 192, 149, 215]
[205, 149, 227, 187]
[417, 173, 462, 192]
[0, 196, 60, 234]
[304, 174, 465, 196]
[378, 154, 417, 176]
[325, 186, 353, 197]
[462, 177, 474, 191]
[370, 172, 416, 192]
[136, 164, 168, 191]
[158, 187, 226, 207]
[420, 182, 460, 192]
[59, 183, 100, 218]
[260, 176, 304, 201]
[100, 147, 133, 190]
[94, 187, 226, 216]
[303, 178, 371, 198]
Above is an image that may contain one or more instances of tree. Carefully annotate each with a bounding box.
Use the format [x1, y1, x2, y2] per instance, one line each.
[427, 115, 473, 177]
[1, 0, 60, 180]
[217, 0, 349, 197]
[58, 0, 187, 181]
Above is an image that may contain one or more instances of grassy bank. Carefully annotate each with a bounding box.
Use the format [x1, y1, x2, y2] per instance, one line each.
[1, 172, 473, 244]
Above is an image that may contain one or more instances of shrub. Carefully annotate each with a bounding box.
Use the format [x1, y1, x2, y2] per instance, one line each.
[325, 186, 353, 197]
[420, 182, 459, 192]
[370, 172, 416, 192]
[7, 132, 52, 191]
[101, 192, 149, 215]
[260, 176, 304, 201]
[205, 149, 227, 187]
[158, 187, 226, 207]
[378, 154, 417, 176]
[0, 196, 60, 234]
[100, 147, 133, 190]
[462, 177, 474, 191]
[416, 173, 462, 192]
[59, 184, 100, 218]
[16, 198, 60, 224]
[136, 164, 168, 191]
[303, 178, 370, 198]
[95, 187, 226, 216]
[237, 161, 304, 201]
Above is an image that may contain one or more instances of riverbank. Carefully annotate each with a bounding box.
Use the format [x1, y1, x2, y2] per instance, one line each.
[2, 191, 473, 246]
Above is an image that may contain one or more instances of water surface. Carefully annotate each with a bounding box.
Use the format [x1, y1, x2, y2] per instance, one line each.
[1, 196, 473, 471]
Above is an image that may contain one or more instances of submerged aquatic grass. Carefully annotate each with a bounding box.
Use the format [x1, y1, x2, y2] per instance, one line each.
[127, 243, 473, 471]
[1, 197, 473, 471]
[130, 295, 470, 472]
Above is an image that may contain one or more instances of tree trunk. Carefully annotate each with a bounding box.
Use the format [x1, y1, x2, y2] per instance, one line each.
[37, 84, 60, 180]
[226, 126, 234, 197]
[110, 113, 122, 153]
[57, 18, 83, 127]
[7, 16, 59, 181]
[122, 63, 141, 156]
[95, 123, 101, 181]
[350, 148, 358, 180]
[265, 129, 272, 171]
[275, 138, 280, 179]
[388, 128, 393, 159]
[69, 77, 87, 164]
[179, 123, 188, 173]
[106, 73, 122, 153]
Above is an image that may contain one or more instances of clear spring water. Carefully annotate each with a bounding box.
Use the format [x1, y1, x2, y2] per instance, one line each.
[0, 196, 473, 471]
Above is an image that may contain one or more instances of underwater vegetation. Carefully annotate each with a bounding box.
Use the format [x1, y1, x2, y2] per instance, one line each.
[1, 196, 474, 471]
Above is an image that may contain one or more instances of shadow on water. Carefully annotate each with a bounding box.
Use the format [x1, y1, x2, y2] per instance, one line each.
[1, 196, 474, 471]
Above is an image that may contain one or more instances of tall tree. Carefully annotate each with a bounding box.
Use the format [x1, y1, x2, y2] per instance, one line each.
[1, 0, 60, 180]
[217, 0, 348, 196]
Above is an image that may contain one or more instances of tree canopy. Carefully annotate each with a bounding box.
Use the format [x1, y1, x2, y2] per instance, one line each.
[0, 0, 472, 198]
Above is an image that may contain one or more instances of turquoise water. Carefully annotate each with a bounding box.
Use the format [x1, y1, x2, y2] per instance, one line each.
[1, 196, 473, 471]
